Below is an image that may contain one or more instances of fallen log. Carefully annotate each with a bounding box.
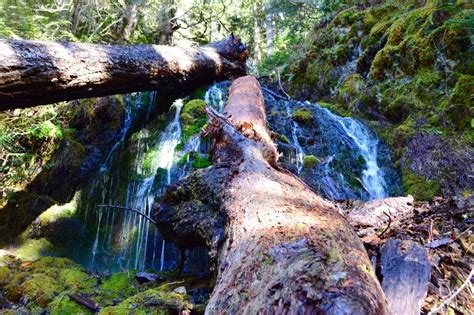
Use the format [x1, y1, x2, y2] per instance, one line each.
[156, 76, 388, 314]
[0, 35, 248, 110]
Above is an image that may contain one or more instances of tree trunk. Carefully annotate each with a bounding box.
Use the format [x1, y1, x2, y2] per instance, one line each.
[0, 36, 247, 110]
[156, 76, 388, 314]
[121, 0, 140, 43]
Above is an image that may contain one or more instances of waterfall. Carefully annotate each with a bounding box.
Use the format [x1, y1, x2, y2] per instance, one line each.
[78, 82, 394, 273]
[283, 102, 306, 174]
[204, 82, 392, 201]
[82, 94, 208, 272]
[319, 108, 388, 199]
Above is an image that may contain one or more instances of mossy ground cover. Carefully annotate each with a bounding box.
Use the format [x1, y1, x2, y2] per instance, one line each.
[0, 256, 203, 314]
[287, 0, 473, 200]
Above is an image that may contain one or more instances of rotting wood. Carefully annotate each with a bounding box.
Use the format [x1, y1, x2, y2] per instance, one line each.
[381, 239, 431, 315]
[157, 75, 389, 314]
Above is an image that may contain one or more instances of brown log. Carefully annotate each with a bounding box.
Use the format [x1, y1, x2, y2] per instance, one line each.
[157, 76, 388, 314]
[0, 36, 248, 110]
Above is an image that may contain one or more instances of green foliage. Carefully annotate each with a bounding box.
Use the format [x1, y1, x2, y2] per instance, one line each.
[291, 109, 313, 124]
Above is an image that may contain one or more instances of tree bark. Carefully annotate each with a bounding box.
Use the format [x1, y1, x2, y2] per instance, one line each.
[0, 36, 248, 110]
[157, 76, 388, 314]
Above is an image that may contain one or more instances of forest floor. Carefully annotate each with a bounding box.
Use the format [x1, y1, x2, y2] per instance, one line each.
[339, 197, 473, 314]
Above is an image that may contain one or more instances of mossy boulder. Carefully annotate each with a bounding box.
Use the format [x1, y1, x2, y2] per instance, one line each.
[291, 109, 313, 124]
[59, 268, 97, 290]
[99, 271, 137, 299]
[99, 288, 193, 315]
[303, 155, 320, 169]
[0, 192, 55, 246]
[49, 295, 93, 315]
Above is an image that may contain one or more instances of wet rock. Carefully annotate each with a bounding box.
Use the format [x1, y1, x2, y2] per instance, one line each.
[173, 286, 187, 295]
[135, 272, 160, 284]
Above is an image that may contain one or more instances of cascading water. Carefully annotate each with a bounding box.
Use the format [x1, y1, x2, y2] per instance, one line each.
[205, 81, 398, 201]
[72, 81, 398, 274]
[78, 93, 208, 272]
[320, 108, 387, 199]
[283, 102, 306, 174]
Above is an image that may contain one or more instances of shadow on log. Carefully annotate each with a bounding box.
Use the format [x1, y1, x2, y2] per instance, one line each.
[156, 76, 388, 314]
[0, 35, 248, 110]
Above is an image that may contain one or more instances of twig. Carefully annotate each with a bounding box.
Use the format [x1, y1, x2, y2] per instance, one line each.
[378, 211, 392, 238]
[428, 269, 474, 314]
[98, 204, 157, 226]
[261, 86, 289, 100]
[276, 69, 291, 100]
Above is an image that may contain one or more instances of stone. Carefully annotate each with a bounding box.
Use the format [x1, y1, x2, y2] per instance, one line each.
[173, 286, 187, 295]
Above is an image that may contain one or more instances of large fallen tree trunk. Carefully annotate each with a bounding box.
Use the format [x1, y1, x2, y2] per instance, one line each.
[0, 36, 248, 110]
[156, 76, 388, 314]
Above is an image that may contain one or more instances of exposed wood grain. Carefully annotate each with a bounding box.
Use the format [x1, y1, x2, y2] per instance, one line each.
[381, 239, 432, 315]
[157, 76, 389, 314]
[0, 36, 248, 110]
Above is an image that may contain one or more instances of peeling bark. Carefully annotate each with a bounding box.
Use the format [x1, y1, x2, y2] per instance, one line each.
[0, 36, 248, 110]
[157, 76, 388, 314]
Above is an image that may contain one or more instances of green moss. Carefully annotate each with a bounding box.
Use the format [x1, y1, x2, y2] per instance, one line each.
[402, 170, 442, 201]
[142, 147, 159, 176]
[59, 268, 97, 290]
[0, 265, 10, 285]
[180, 99, 207, 143]
[275, 133, 290, 144]
[303, 155, 320, 169]
[447, 75, 474, 131]
[49, 295, 93, 315]
[370, 45, 398, 80]
[13, 238, 54, 261]
[21, 273, 63, 307]
[192, 155, 212, 169]
[291, 109, 313, 124]
[339, 74, 363, 99]
[99, 288, 192, 315]
[99, 271, 136, 299]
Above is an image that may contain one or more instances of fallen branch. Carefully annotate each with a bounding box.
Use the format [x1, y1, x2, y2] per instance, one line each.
[68, 294, 100, 312]
[378, 211, 392, 238]
[428, 269, 474, 314]
[98, 204, 157, 226]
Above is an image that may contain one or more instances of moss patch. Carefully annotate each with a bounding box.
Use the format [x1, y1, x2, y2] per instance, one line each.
[291, 109, 313, 124]
[180, 99, 207, 143]
[303, 155, 320, 169]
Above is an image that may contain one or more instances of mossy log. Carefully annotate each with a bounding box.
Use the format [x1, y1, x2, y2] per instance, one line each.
[157, 76, 388, 314]
[0, 36, 248, 110]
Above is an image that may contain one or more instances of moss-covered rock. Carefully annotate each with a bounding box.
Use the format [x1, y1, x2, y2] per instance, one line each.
[286, 0, 473, 198]
[59, 268, 97, 290]
[402, 170, 442, 201]
[180, 99, 207, 143]
[447, 75, 474, 131]
[291, 109, 313, 124]
[49, 295, 93, 315]
[99, 271, 137, 299]
[303, 155, 320, 169]
[99, 288, 193, 315]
